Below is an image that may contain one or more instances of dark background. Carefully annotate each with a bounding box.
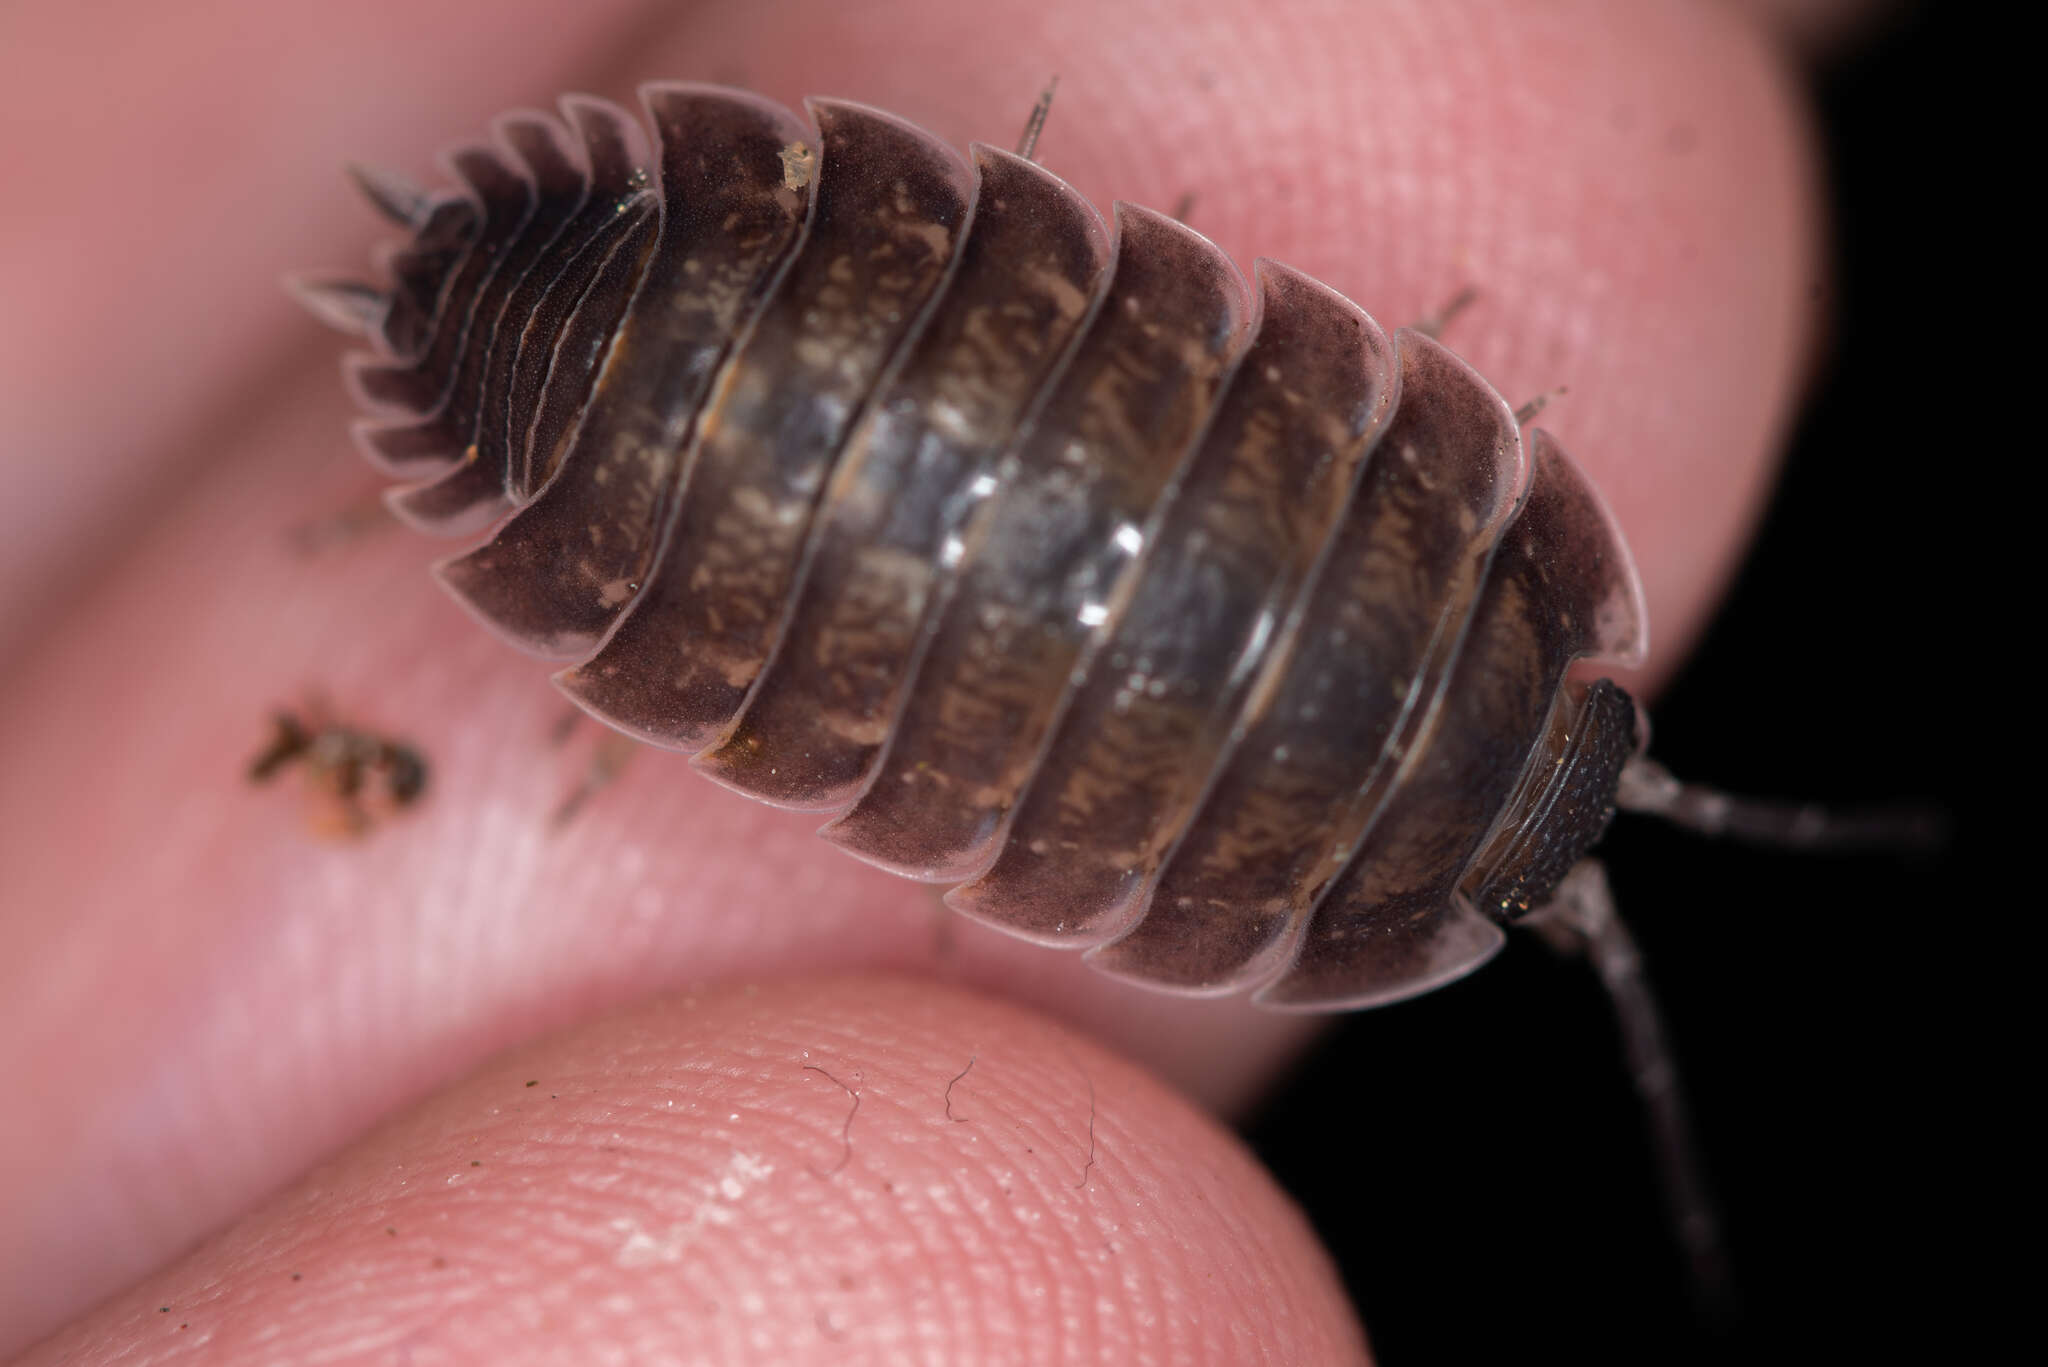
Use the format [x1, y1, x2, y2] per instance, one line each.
[1244, 5, 1976, 1361]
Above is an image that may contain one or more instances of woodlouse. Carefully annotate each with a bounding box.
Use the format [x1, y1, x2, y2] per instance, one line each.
[297, 84, 1952, 1315]
[298, 82, 1671, 1015]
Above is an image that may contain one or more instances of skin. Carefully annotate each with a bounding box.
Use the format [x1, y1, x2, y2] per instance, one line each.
[0, 0, 1857, 1359]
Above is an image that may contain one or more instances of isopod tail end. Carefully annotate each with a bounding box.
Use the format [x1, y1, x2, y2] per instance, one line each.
[285, 274, 388, 338]
[345, 161, 432, 227]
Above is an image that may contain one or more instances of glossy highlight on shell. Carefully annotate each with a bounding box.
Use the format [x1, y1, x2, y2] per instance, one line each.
[299, 82, 1652, 1012]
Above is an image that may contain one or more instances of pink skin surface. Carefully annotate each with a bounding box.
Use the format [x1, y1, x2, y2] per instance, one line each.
[0, 0, 1843, 1358]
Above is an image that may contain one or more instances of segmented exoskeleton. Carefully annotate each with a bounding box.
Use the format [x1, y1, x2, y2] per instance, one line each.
[299, 83, 1651, 1011]
[298, 84, 1933, 1306]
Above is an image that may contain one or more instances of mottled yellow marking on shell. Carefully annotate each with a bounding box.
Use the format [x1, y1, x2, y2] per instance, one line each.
[780, 140, 816, 191]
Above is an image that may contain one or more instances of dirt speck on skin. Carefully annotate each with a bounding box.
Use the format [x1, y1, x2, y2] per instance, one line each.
[248, 704, 426, 838]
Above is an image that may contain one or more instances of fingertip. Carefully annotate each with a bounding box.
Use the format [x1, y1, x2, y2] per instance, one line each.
[26, 979, 1368, 1366]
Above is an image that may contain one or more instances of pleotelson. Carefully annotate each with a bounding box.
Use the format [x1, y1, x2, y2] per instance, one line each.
[320, 83, 1651, 1012]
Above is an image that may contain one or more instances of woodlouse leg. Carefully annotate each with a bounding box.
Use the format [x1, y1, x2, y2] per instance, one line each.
[1015, 77, 1058, 161]
[1525, 860, 1731, 1323]
[1408, 284, 1477, 340]
[547, 705, 586, 747]
[1514, 388, 1568, 425]
[551, 730, 640, 830]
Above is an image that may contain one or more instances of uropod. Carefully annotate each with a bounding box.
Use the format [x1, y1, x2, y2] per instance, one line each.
[293, 82, 1928, 1310]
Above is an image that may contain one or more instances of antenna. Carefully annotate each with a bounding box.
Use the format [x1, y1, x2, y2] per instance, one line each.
[1616, 755, 1946, 850]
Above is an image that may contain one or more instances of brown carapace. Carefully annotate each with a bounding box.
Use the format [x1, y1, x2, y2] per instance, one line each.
[293, 83, 1934, 1309]
[296, 82, 1652, 1008]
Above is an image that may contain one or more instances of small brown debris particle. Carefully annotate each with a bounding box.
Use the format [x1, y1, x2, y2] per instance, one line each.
[249, 703, 427, 838]
[525, 1080, 539, 1088]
